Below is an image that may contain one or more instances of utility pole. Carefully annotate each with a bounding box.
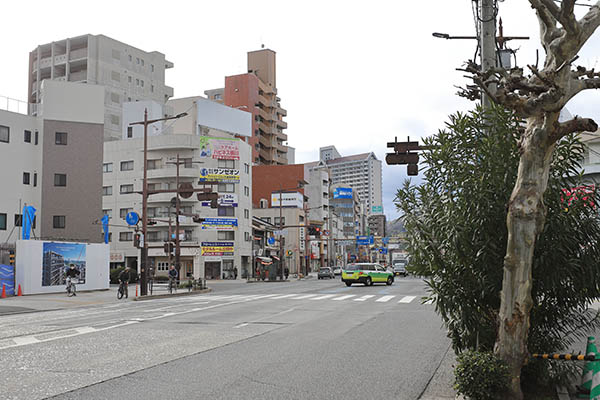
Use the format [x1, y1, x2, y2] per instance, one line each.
[480, 0, 497, 108]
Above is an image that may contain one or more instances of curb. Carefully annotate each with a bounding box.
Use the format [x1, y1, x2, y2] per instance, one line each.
[133, 288, 212, 301]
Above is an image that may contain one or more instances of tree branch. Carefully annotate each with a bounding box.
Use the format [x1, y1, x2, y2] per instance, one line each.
[551, 116, 598, 141]
[529, 0, 560, 46]
[559, 0, 579, 34]
[580, 2, 600, 44]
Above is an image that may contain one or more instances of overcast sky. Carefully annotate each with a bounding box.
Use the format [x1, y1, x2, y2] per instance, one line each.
[2, 0, 600, 221]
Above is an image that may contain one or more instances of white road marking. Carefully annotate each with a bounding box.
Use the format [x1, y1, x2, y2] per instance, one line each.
[353, 295, 375, 302]
[332, 295, 356, 301]
[291, 294, 318, 300]
[234, 323, 249, 329]
[398, 296, 416, 303]
[271, 294, 299, 299]
[376, 295, 396, 303]
[311, 294, 336, 300]
[423, 299, 434, 305]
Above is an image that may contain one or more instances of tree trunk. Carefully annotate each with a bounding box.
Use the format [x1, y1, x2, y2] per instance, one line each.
[495, 116, 555, 399]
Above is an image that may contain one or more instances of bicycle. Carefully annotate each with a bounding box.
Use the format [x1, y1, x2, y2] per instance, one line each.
[168, 277, 177, 294]
[66, 277, 77, 297]
[117, 281, 128, 299]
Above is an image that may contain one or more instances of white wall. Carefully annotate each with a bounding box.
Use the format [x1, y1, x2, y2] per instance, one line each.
[40, 80, 104, 124]
[196, 97, 251, 137]
[121, 100, 165, 139]
[15, 240, 109, 294]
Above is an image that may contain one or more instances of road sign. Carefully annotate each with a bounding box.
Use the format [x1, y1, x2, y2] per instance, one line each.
[178, 183, 194, 198]
[268, 237, 275, 245]
[125, 211, 139, 226]
[386, 152, 419, 165]
[286, 250, 293, 256]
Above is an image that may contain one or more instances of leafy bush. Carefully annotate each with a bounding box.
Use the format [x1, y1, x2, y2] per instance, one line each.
[395, 105, 600, 384]
[454, 350, 510, 400]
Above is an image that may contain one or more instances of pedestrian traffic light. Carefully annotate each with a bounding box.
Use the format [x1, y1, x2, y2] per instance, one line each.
[133, 233, 141, 248]
[163, 241, 174, 254]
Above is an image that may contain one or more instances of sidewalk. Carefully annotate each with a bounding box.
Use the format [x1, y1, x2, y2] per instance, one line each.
[419, 344, 457, 400]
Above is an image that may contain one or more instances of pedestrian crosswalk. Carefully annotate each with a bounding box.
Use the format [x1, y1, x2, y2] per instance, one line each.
[172, 293, 433, 306]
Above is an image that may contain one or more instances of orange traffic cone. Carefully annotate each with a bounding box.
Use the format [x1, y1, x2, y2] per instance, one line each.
[1, 284, 6, 299]
[17, 284, 22, 296]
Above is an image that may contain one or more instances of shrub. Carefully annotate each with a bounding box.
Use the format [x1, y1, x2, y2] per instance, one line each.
[454, 350, 510, 400]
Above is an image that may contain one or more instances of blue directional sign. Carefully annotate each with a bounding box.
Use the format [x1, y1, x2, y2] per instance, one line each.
[268, 237, 275, 245]
[382, 237, 390, 245]
[356, 236, 374, 245]
[125, 211, 140, 226]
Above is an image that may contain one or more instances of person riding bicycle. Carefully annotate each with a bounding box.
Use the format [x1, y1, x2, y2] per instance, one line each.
[168, 265, 178, 290]
[65, 264, 80, 296]
[118, 266, 131, 298]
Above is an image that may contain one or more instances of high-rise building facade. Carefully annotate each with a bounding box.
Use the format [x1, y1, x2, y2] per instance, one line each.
[317, 146, 383, 215]
[207, 49, 288, 165]
[28, 34, 174, 141]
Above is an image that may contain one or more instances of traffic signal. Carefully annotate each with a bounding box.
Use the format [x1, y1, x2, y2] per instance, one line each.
[308, 226, 321, 236]
[9, 252, 15, 265]
[193, 216, 205, 223]
[133, 233, 141, 248]
[163, 241, 174, 254]
[147, 219, 157, 226]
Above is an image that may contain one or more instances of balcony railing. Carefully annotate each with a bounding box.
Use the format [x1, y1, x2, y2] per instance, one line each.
[0, 95, 31, 115]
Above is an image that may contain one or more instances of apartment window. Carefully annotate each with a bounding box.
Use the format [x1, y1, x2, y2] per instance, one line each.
[0, 213, 6, 230]
[120, 208, 132, 219]
[151, 85, 154, 93]
[111, 114, 120, 126]
[141, 80, 144, 87]
[109, 232, 112, 242]
[136, 78, 139, 86]
[214, 93, 222, 100]
[34, 130, 38, 145]
[147, 159, 160, 170]
[103, 162, 113, 173]
[111, 92, 120, 104]
[112, 49, 120, 59]
[53, 216, 66, 229]
[128, 76, 132, 83]
[103, 209, 112, 218]
[14, 214, 22, 227]
[151, 64, 154, 72]
[23, 172, 30, 185]
[0, 125, 9, 143]
[119, 232, 133, 241]
[33, 173, 37, 187]
[24, 130, 31, 143]
[274, 217, 285, 226]
[261, 217, 271, 224]
[217, 231, 234, 240]
[244, 209, 249, 219]
[218, 183, 235, 193]
[55, 132, 67, 145]
[136, 57, 140, 64]
[54, 174, 67, 187]
[218, 159, 235, 168]
[244, 186, 250, 196]
[102, 186, 113, 196]
[245, 231, 251, 242]
[120, 184, 134, 194]
[127, 126, 133, 138]
[218, 207, 235, 217]
[244, 163, 250, 174]
[111, 71, 120, 82]
[147, 207, 157, 218]
[128, 54, 132, 62]
[120, 160, 134, 171]
[141, 59, 144, 66]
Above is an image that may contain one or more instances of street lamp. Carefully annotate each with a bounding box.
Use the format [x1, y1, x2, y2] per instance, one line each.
[130, 109, 188, 296]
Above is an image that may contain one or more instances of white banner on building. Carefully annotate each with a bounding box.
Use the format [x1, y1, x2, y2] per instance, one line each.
[271, 192, 303, 208]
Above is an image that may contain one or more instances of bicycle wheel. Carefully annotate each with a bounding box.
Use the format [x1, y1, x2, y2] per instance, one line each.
[117, 284, 123, 299]
[168, 281, 173, 294]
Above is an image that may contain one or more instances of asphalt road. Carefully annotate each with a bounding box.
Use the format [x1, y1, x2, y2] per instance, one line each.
[0, 276, 450, 400]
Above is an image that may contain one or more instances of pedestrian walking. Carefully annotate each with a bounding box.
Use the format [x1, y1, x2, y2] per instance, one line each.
[284, 266, 289, 280]
[234, 268, 238, 280]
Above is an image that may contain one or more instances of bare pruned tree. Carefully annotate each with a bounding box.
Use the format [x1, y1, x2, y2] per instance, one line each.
[459, 1, 600, 398]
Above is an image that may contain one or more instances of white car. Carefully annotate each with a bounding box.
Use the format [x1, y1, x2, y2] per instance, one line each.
[333, 267, 342, 276]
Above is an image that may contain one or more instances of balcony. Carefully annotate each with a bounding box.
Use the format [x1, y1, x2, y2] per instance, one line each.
[147, 192, 196, 204]
[53, 54, 68, 65]
[69, 47, 88, 61]
[147, 165, 199, 180]
[259, 121, 272, 134]
[276, 131, 288, 142]
[259, 148, 272, 160]
[278, 108, 287, 117]
[69, 70, 87, 82]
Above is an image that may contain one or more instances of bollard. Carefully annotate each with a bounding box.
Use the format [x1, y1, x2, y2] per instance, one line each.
[577, 337, 598, 397]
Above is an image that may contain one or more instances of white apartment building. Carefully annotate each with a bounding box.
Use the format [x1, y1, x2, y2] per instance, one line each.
[318, 146, 383, 214]
[0, 81, 104, 244]
[103, 99, 253, 280]
[28, 34, 174, 141]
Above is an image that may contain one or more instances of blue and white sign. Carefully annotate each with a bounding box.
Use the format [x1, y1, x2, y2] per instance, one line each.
[356, 235, 374, 245]
[333, 187, 353, 199]
[382, 237, 390, 245]
[378, 248, 388, 254]
[201, 193, 238, 208]
[201, 218, 238, 230]
[125, 211, 140, 226]
[268, 237, 275, 245]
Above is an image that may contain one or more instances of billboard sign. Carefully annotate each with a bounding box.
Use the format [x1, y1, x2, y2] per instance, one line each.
[271, 192, 303, 208]
[371, 205, 383, 213]
[201, 242, 234, 256]
[199, 168, 240, 183]
[199, 136, 240, 160]
[333, 187, 353, 199]
[201, 218, 238, 230]
[195, 97, 251, 137]
[200, 193, 238, 208]
[42, 242, 86, 286]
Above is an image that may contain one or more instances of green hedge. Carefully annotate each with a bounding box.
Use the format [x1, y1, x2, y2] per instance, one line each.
[454, 350, 510, 400]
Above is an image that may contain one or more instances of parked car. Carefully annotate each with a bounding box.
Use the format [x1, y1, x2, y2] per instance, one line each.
[333, 266, 342, 276]
[342, 263, 394, 286]
[318, 267, 335, 279]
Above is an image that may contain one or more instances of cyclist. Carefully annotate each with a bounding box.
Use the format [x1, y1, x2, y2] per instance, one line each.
[118, 266, 131, 298]
[65, 264, 80, 296]
[168, 265, 178, 292]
